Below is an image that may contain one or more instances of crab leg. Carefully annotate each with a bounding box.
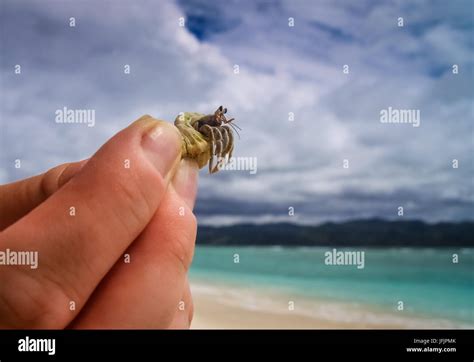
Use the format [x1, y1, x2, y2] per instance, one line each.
[221, 126, 230, 157]
[210, 127, 223, 173]
[198, 124, 215, 173]
[223, 125, 234, 160]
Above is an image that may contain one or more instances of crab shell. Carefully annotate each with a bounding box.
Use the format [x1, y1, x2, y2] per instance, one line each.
[174, 112, 214, 169]
[174, 112, 235, 172]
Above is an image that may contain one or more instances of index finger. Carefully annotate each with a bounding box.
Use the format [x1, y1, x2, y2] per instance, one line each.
[0, 159, 87, 230]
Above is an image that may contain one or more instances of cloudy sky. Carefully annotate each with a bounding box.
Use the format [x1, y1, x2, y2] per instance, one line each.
[1, 0, 473, 225]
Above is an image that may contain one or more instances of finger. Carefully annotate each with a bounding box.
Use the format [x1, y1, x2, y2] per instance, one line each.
[0, 160, 88, 230]
[70, 160, 198, 328]
[0, 115, 182, 328]
[168, 278, 193, 329]
[185, 277, 194, 325]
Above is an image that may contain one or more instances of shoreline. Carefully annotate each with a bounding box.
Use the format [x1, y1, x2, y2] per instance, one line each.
[189, 279, 469, 329]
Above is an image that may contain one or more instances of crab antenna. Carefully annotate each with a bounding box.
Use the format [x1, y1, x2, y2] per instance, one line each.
[232, 122, 242, 130]
[226, 118, 241, 130]
[229, 122, 241, 139]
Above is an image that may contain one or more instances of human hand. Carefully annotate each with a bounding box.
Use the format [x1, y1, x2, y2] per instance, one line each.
[0, 115, 198, 329]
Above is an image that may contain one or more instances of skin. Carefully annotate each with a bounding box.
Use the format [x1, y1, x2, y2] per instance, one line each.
[0, 115, 199, 329]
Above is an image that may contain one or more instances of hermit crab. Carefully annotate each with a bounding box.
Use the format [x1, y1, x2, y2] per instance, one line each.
[174, 106, 239, 173]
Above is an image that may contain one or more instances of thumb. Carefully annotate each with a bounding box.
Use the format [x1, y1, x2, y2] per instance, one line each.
[0, 115, 182, 328]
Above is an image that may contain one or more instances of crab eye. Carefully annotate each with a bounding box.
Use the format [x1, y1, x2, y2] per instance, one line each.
[224, 108, 227, 114]
[218, 105, 223, 112]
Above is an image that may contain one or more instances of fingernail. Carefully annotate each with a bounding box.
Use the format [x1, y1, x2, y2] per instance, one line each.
[141, 123, 181, 178]
[172, 159, 199, 210]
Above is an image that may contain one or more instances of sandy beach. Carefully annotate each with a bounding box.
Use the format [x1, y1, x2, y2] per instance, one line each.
[189, 247, 473, 329]
[191, 289, 380, 329]
[189, 280, 464, 329]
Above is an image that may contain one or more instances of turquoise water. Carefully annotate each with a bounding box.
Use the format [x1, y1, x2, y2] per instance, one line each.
[190, 246, 474, 326]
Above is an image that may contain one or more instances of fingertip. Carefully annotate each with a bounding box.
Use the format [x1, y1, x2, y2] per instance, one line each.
[132, 115, 182, 145]
[140, 119, 183, 179]
[40, 160, 87, 197]
[57, 159, 88, 188]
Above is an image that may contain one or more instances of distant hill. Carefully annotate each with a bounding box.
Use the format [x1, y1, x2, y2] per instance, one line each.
[196, 219, 474, 247]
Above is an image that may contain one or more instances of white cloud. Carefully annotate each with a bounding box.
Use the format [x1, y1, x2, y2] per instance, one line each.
[1, 0, 472, 224]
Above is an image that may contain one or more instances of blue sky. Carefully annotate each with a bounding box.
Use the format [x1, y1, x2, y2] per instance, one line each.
[1, 0, 473, 225]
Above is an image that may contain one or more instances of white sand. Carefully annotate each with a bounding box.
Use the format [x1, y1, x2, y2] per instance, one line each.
[189, 280, 460, 329]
